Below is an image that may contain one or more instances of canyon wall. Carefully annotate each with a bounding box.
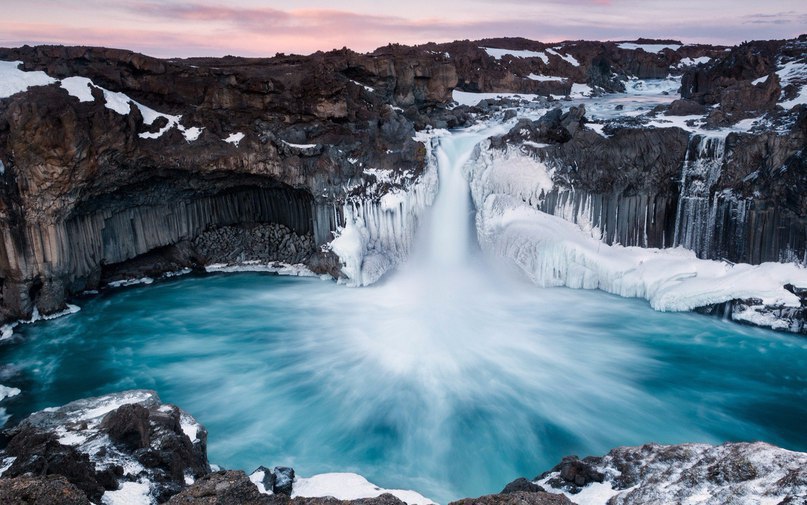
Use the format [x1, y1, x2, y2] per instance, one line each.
[0, 36, 805, 322]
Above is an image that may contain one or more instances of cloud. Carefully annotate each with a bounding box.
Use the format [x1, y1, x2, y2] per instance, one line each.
[1, 1, 806, 57]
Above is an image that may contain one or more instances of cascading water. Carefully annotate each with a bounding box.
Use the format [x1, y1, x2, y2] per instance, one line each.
[3, 121, 807, 504]
[673, 135, 727, 255]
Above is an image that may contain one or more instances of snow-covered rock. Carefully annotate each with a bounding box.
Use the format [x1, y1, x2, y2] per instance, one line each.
[0, 390, 209, 504]
[536, 442, 807, 505]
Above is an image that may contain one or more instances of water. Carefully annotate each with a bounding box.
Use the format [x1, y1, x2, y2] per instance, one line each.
[1, 124, 806, 503]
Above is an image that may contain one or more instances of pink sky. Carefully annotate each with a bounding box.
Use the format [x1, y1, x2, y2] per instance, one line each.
[1, 0, 805, 57]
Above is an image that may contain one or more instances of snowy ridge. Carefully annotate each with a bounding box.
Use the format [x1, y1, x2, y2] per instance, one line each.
[537, 442, 807, 505]
[328, 132, 440, 286]
[1, 60, 203, 142]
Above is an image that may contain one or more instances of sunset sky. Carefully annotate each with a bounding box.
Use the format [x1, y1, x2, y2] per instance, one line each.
[2, 0, 806, 57]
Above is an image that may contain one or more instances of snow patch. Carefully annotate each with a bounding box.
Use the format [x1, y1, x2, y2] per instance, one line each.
[618, 42, 682, 53]
[0, 60, 56, 98]
[452, 90, 539, 107]
[108, 277, 155, 288]
[482, 47, 549, 64]
[204, 261, 316, 277]
[282, 140, 318, 149]
[223, 132, 245, 146]
[527, 74, 567, 82]
[678, 56, 711, 67]
[102, 479, 152, 505]
[292, 473, 435, 505]
[0, 385, 20, 402]
[545, 48, 580, 67]
[350, 79, 375, 92]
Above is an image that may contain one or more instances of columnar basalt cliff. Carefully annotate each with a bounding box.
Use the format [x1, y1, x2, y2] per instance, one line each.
[0, 36, 805, 329]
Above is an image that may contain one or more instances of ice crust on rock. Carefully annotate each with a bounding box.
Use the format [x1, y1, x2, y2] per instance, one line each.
[327, 131, 441, 286]
[464, 131, 807, 318]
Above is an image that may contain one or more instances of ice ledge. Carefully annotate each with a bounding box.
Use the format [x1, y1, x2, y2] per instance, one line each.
[475, 192, 807, 318]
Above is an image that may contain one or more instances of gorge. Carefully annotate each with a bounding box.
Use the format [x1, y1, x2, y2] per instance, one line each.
[0, 35, 806, 505]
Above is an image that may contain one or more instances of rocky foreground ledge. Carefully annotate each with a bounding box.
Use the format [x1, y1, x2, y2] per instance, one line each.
[0, 391, 804, 505]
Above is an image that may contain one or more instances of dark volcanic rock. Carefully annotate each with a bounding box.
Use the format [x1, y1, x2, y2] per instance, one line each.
[449, 491, 575, 505]
[272, 467, 295, 496]
[1, 390, 210, 503]
[2, 428, 114, 502]
[168, 470, 271, 505]
[500, 477, 546, 494]
[0, 474, 91, 505]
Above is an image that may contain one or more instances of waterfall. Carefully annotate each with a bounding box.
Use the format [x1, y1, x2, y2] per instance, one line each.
[672, 135, 726, 256]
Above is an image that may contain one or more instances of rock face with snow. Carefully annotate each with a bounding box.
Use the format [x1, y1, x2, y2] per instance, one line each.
[0, 390, 209, 503]
[536, 442, 807, 505]
[0, 44, 455, 321]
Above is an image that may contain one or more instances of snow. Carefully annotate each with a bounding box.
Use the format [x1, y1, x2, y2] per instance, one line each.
[0, 385, 20, 402]
[292, 473, 435, 505]
[223, 132, 245, 146]
[0, 457, 16, 477]
[452, 90, 539, 107]
[527, 73, 566, 82]
[0, 324, 14, 341]
[101, 480, 151, 505]
[0, 60, 56, 98]
[108, 277, 155, 288]
[181, 126, 203, 142]
[180, 413, 200, 442]
[204, 261, 317, 277]
[58, 73, 201, 141]
[481, 47, 549, 64]
[678, 56, 711, 67]
[536, 442, 807, 505]
[545, 48, 580, 67]
[775, 60, 807, 108]
[80, 390, 156, 421]
[282, 140, 318, 149]
[535, 477, 623, 505]
[60, 76, 95, 101]
[350, 79, 375, 92]
[28, 304, 81, 323]
[327, 129, 441, 286]
[473, 192, 807, 313]
[617, 42, 682, 53]
[571, 83, 594, 98]
[249, 470, 273, 494]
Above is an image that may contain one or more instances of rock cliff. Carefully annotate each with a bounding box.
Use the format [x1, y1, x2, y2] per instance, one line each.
[0, 36, 804, 326]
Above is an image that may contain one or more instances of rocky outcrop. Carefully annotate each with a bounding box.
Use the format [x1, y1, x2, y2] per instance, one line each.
[0, 43, 455, 321]
[3, 393, 807, 505]
[0, 474, 90, 505]
[536, 442, 807, 505]
[0, 390, 209, 503]
[449, 492, 573, 505]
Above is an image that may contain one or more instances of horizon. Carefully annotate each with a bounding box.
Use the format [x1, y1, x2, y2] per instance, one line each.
[1, 0, 806, 59]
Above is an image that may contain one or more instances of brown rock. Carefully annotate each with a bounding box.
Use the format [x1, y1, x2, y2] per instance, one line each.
[448, 491, 575, 505]
[0, 475, 91, 505]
